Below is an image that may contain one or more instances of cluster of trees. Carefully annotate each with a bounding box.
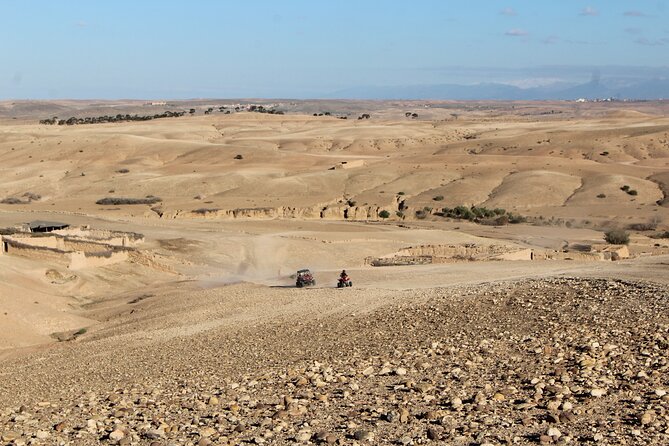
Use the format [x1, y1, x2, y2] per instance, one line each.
[438, 205, 526, 225]
[39, 111, 187, 125]
[248, 105, 284, 115]
[313, 112, 348, 119]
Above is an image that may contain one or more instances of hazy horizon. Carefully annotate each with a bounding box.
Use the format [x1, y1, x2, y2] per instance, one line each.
[2, 0, 669, 100]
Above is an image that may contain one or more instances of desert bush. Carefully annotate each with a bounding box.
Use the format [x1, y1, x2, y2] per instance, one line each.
[597, 193, 606, 198]
[116, 168, 130, 174]
[433, 195, 444, 201]
[600, 151, 609, 156]
[494, 215, 510, 225]
[96, 196, 162, 205]
[507, 213, 526, 224]
[234, 154, 243, 159]
[604, 229, 630, 245]
[621, 185, 630, 192]
[649, 231, 669, 239]
[0, 197, 24, 204]
[415, 209, 428, 219]
[378, 210, 390, 219]
[628, 189, 638, 196]
[627, 222, 658, 231]
[193, 208, 220, 215]
[395, 211, 404, 218]
[397, 191, 405, 196]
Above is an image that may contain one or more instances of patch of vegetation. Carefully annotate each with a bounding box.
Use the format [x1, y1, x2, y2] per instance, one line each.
[378, 210, 390, 219]
[234, 154, 243, 159]
[621, 185, 630, 192]
[628, 189, 638, 196]
[604, 229, 630, 245]
[600, 151, 609, 156]
[439, 205, 524, 225]
[1, 192, 41, 205]
[73, 328, 87, 336]
[116, 168, 130, 174]
[96, 196, 162, 205]
[597, 193, 606, 199]
[193, 208, 221, 215]
[627, 222, 658, 231]
[433, 195, 444, 201]
[415, 209, 428, 219]
[650, 231, 669, 239]
[0, 197, 24, 205]
[397, 191, 405, 196]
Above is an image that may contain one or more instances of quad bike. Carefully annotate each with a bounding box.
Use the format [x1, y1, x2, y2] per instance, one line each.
[296, 269, 316, 287]
[337, 276, 353, 288]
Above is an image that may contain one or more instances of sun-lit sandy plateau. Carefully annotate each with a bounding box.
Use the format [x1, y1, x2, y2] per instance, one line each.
[1, 100, 669, 445]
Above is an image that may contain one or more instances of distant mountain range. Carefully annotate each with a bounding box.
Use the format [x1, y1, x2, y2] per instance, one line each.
[328, 78, 669, 101]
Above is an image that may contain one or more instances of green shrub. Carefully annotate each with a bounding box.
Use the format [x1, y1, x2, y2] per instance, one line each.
[96, 196, 162, 205]
[378, 210, 390, 219]
[627, 189, 638, 196]
[397, 191, 405, 196]
[604, 229, 630, 245]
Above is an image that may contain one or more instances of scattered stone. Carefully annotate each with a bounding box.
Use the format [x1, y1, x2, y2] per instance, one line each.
[353, 430, 374, 441]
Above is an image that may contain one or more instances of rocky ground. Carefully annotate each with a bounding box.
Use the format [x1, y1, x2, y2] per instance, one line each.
[2, 277, 669, 445]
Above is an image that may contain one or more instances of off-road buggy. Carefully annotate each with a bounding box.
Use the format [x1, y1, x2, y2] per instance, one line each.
[296, 269, 316, 287]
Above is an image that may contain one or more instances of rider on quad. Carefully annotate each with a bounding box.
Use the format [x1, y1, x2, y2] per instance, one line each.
[338, 270, 353, 288]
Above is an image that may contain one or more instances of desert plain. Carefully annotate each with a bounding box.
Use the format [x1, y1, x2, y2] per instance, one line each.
[1, 99, 669, 445]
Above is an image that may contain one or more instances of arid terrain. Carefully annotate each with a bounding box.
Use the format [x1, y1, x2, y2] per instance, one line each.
[1, 100, 669, 445]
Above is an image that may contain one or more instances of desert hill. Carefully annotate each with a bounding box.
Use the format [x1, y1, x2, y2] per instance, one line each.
[1, 100, 669, 445]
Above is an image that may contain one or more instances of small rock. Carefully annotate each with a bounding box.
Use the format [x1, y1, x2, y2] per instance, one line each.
[427, 427, 439, 440]
[640, 411, 655, 425]
[539, 434, 553, 444]
[295, 431, 312, 442]
[547, 427, 561, 439]
[200, 427, 216, 437]
[362, 366, 374, 376]
[590, 388, 606, 398]
[353, 430, 374, 441]
[144, 429, 165, 440]
[109, 429, 125, 442]
[395, 367, 407, 376]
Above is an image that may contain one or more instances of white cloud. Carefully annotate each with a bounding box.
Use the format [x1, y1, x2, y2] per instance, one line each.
[500, 7, 517, 16]
[580, 6, 598, 16]
[505, 29, 528, 37]
[635, 37, 669, 46]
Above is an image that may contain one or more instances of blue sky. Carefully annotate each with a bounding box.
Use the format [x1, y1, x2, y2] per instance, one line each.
[1, 0, 668, 99]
